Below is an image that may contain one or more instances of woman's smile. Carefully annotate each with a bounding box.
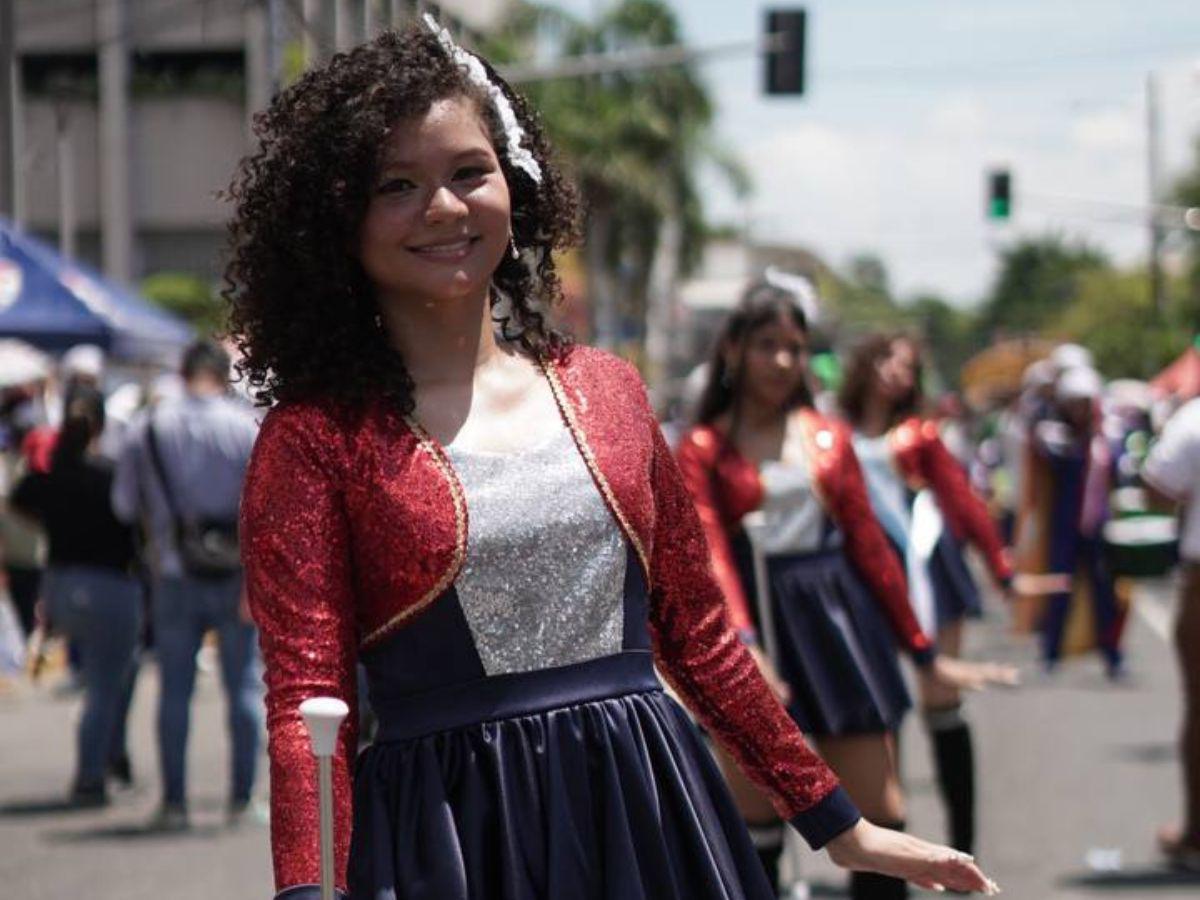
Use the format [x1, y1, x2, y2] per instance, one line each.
[405, 234, 482, 262]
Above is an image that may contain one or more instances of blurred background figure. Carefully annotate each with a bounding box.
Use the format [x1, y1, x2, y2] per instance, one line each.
[839, 333, 1015, 858]
[1017, 364, 1128, 676]
[1141, 396, 1200, 871]
[676, 284, 1011, 898]
[112, 340, 262, 831]
[9, 386, 141, 806]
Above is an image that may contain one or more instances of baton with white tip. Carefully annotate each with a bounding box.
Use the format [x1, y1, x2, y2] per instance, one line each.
[299, 697, 350, 900]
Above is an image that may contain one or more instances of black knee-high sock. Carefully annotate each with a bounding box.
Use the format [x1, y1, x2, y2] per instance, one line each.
[747, 821, 783, 895]
[849, 820, 909, 900]
[926, 704, 976, 854]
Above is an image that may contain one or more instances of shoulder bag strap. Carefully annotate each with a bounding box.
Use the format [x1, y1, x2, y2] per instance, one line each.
[145, 416, 185, 531]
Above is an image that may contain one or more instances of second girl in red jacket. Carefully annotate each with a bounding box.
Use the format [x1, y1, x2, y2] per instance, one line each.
[678, 283, 1006, 900]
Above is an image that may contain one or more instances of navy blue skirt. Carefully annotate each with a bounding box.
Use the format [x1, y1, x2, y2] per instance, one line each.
[928, 531, 982, 629]
[348, 653, 775, 900]
[743, 543, 911, 736]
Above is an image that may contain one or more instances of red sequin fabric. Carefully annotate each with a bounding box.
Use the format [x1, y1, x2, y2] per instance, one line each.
[677, 411, 933, 659]
[241, 346, 842, 894]
[891, 416, 1013, 586]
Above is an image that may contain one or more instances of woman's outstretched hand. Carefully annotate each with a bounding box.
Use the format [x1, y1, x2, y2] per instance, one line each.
[826, 819, 1001, 894]
[925, 655, 1020, 693]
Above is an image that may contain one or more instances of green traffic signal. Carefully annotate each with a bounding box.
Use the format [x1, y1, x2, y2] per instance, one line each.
[987, 170, 1012, 221]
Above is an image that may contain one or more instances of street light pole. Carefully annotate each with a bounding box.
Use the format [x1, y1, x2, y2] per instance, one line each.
[0, 0, 15, 220]
[1147, 71, 1165, 317]
[55, 105, 76, 260]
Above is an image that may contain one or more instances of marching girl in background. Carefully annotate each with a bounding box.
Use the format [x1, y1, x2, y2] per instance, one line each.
[676, 283, 1009, 900]
[1017, 365, 1128, 677]
[838, 334, 1016, 857]
[226, 23, 998, 900]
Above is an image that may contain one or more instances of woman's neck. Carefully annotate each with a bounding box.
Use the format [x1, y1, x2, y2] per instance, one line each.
[729, 394, 788, 438]
[858, 393, 894, 438]
[378, 286, 501, 386]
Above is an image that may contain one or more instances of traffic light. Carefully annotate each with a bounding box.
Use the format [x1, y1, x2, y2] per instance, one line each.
[987, 169, 1012, 220]
[765, 9, 806, 96]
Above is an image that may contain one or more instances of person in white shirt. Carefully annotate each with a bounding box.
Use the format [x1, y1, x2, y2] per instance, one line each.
[1142, 396, 1200, 871]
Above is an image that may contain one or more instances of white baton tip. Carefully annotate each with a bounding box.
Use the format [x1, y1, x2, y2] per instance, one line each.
[299, 697, 350, 757]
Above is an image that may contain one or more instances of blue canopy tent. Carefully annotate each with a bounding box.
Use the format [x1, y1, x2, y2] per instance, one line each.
[0, 218, 194, 362]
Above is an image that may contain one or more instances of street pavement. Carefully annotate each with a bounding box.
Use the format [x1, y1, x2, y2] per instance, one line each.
[1, 576, 1196, 899]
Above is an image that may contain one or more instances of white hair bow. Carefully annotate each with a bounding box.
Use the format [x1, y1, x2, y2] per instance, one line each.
[423, 14, 543, 186]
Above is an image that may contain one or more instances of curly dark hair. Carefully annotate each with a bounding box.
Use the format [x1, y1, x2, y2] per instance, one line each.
[223, 26, 581, 412]
[695, 280, 813, 436]
[838, 332, 924, 428]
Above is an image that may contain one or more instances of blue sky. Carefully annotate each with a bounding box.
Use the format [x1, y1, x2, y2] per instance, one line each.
[553, 0, 1200, 305]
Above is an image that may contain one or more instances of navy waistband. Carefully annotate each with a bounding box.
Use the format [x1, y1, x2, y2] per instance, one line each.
[372, 651, 662, 744]
[766, 545, 846, 567]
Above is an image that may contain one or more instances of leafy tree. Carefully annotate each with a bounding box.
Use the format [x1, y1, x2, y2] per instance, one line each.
[1172, 135, 1200, 323]
[905, 293, 982, 388]
[978, 234, 1108, 337]
[486, 0, 746, 364]
[821, 253, 907, 332]
[140, 272, 219, 337]
[1046, 267, 1189, 379]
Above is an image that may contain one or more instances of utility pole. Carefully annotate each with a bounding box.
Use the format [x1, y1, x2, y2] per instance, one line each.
[1147, 72, 1165, 317]
[363, 0, 377, 39]
[55, 105, 76, 259]
[304, 0, 332, 67]
[98, 0, 132, 283]
[267, 0, 283, 95]
[1, 0, 17, 220]
[335, 0, 355, 52]
[245, 1, 269, 134]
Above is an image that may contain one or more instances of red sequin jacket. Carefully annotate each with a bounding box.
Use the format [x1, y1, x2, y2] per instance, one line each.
[676, 409, 934, 660]
[242, 347, 854, 895]
[890, 416, 1013, 588]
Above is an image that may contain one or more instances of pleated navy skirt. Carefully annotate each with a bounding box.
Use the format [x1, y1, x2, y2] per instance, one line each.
[348, 653, 774, 900]
[737, 536, 911, 736]
[928, 531, 982, 629]
[347, 552, 775, 900]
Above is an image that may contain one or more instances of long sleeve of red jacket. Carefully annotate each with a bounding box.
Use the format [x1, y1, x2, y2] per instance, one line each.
[241, 407, 359, 897]
[646, 419, 860, 848]
[817, 422, 935, 663]
[674, 431, 758, 641]
[919, 429, 1013, 588]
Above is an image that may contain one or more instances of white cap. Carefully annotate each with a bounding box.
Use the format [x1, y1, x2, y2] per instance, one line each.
[1056, 366, 1104, 402]
[61, 343, 105, 380]
[1022, 359, 1056, 389]
[1050, 343, 1094, 372]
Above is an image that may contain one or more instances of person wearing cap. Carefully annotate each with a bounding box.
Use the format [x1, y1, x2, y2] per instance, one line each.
[1019, 365, 1127, 675]
[1048, 343, 1095, 374]
[1141, 396, 1200, 871]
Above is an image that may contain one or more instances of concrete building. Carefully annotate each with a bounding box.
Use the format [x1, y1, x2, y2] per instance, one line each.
[9, 0, 510, 286]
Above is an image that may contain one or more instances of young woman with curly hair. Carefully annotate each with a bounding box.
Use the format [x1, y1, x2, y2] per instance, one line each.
[227, 22, 999, 900]
[676, 285, 1011, 900]
[839, 334, 1017, 858]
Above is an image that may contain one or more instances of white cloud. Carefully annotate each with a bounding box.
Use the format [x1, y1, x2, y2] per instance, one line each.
[1070, 107, 1141, 152]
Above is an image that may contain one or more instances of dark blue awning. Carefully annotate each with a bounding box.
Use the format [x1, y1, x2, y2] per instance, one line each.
[0, 218, 194, 362]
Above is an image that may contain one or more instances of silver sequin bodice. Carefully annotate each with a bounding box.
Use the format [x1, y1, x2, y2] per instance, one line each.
[446, 426, 627, 676]
[756, 456, 826, 556]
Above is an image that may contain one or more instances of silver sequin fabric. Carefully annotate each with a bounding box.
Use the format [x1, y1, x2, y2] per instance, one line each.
[446, 426, 627, 676]
[756, 457, 826, 556]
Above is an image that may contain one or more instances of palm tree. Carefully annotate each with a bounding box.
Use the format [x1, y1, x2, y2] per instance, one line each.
[487, 0, 748, 392]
